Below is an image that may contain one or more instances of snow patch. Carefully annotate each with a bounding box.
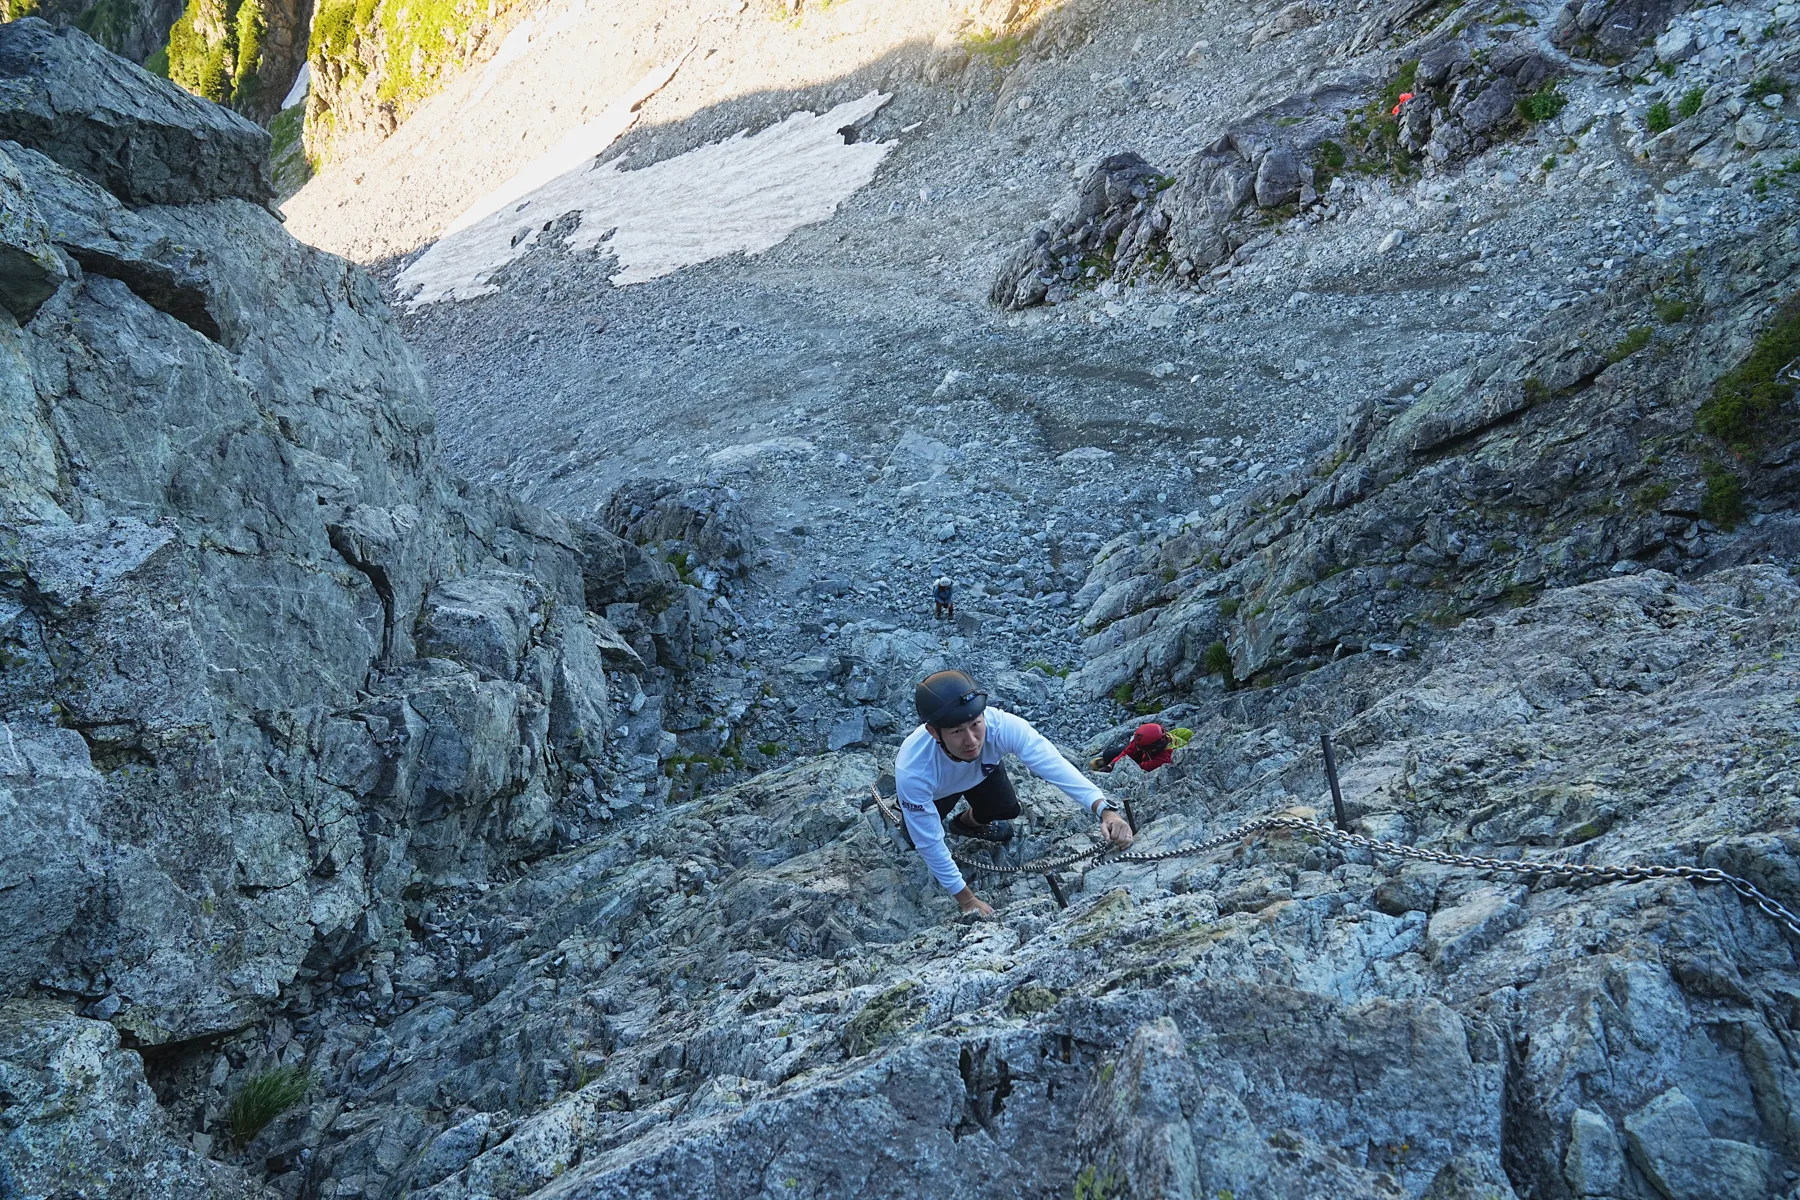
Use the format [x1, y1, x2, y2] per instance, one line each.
[281, 62, 310, 110]
[706, 438, 818, 468]
[395, 92, 893, 308]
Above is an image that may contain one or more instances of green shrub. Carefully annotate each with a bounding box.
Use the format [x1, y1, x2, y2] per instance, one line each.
[1608, 326, 1652, 363]
[1750, 71, 1788, 101]
[225, 1066, 310, 1147]
[962, 28, 1024, 67]
[1073, 1161, 1126, 1200]
[165, 0, 267, 108]
[756, 741, 782, 757]
[1645, 100, 1672, 134]
[1313, 139, 1346, 188]
[308, 0, 363, 59]
[1700, 463, 1745, 529]
[1696, 294, 1800, 450]
[1676, 86, 1705, 119]
[1634, 480, 1673, 510]
[1517, 86, 1567, 122]
[1381, 60, 1419, 110]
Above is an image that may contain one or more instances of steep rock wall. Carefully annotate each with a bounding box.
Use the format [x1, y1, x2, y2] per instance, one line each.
[0, 26, 701, 1061]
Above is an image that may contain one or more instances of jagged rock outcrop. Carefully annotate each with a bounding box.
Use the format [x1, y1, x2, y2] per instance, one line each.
[0, 1000, 272, 1199]
[0, 19, 273, 205]
[992, 21, 1570, 311]
[1067, 220, 1800, 701]
[600, 477, 756, 585]
[0, 30, 708, 1189]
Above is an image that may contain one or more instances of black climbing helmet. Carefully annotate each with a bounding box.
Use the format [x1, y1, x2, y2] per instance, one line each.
[915, 669, 987, 728]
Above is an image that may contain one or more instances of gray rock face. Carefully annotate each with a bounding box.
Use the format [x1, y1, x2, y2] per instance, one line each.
[1253, 145, 1306, 207]
[1563, 1107, 1623, 1196]
[0, 20, 272, 207]
[1622, 1087, 1773, 1200]
[0, 31, 690, 1057]
[0, 144, 64, 322]
[989, 47, 1561, 313]
[1459, 75, 1519, 136]
[1552, 0, 1690, 61]
[0, 1000, 270, 1199]
[1067, 227, 1800, 701]
[206, 564, 1800, 1200]
[30, 0, 185, 64]
[601, 477, 755, 581]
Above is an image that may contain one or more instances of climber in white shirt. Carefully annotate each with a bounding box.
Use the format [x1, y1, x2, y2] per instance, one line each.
[895, 670, 1134, 918]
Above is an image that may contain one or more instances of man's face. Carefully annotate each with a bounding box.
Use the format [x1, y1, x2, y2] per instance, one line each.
[932, 711, 986, 761]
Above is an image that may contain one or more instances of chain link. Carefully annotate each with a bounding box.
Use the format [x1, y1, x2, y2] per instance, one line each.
[865, 789, 1800, 941]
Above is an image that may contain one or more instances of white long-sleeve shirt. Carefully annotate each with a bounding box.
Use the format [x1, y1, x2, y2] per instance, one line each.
[894, 707, 1109, 894]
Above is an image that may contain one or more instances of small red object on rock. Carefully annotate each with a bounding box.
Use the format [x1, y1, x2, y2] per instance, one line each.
[1390, 92, 1415, 115]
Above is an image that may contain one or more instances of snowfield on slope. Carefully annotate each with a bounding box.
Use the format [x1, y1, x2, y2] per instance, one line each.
[395, 92, 895, 305]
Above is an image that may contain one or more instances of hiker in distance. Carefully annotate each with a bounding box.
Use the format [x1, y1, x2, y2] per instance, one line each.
[897, 670, 1134, 918]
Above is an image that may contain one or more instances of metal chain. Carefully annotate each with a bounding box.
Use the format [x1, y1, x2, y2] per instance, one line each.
[865, 789, 1800, 941]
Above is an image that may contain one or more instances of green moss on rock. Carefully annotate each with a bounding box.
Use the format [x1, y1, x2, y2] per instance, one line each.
[841, 982, 925, 1057]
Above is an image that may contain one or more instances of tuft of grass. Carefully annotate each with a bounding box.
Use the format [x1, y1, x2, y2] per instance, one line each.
[225, 1066, 310, 1147]
[1634, 480, 1674, 510]
[1517, 86, 1567, 123]
[1700, 463, 1745, 529]
[1313, 139, 1346, 189]
[1608, 326, 1652, 363]
[1677, 86, 1705, 119]
[1217, 596, 1241, 619]
[1203, 640, 1235, 685]
[1380, 59, 1419, 111]
[962, 28, 1025, 67]
[1073, 1160, 1127, 1200]
[757, 741, 782, 757]
[1111, 681, 1135, 708]
[1654, 295, 1691, 324]
[1645, 100, 1672, 134]
[1696, 294, 1800, 451]
[1750, 71, 1788, 101]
